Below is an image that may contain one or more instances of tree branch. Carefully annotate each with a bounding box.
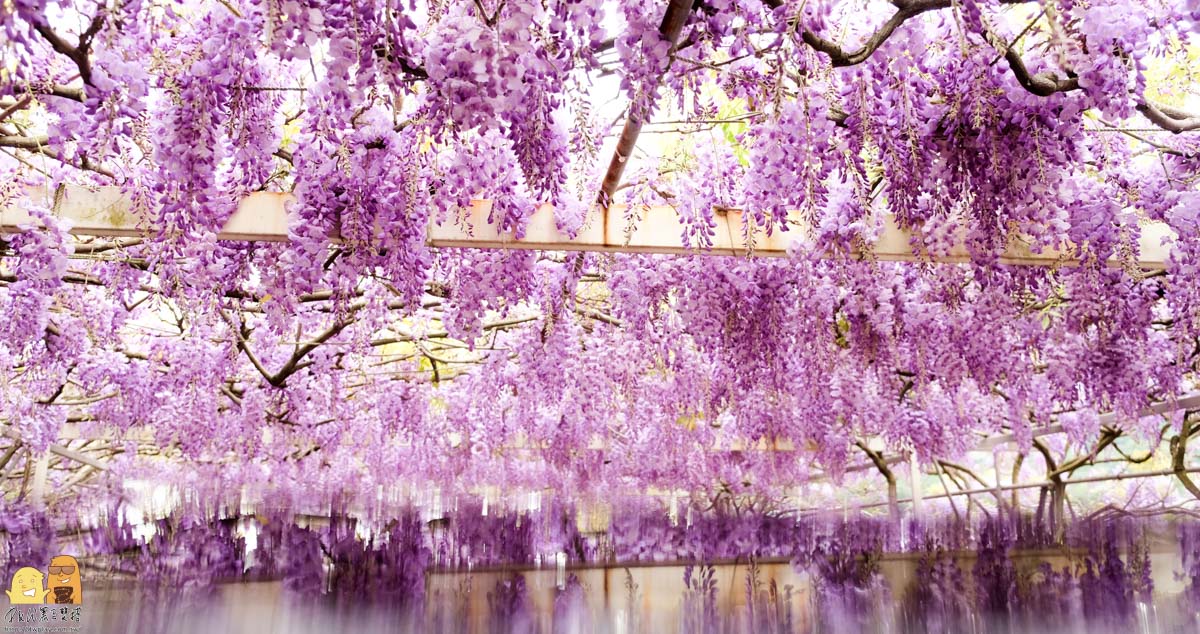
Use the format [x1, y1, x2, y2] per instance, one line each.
[0, 133, 115, 178]
[855, 440, 899, 519]
[0, 134, 51, 150]
[268, 321, 351, 387]
[1172, 413, 1200, 500]
[799, 0, 951, 67]
[596, 0, 698, 206]
[1137, 102, 1200, 134]
[1047, 428, 1119, 479]
[981, 19, 1200, 134]
[997, 45, 1079, 96]
[219, 310, 276, 385]
[32, 15, 101, 86]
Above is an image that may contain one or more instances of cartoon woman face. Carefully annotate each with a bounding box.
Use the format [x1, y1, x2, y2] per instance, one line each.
[46, 556, 82, 604]
[5, 567, 48, 604]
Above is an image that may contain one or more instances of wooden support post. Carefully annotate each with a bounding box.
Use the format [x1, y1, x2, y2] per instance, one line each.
[910, 454, 923, 519]
[30, 452, 49, 507]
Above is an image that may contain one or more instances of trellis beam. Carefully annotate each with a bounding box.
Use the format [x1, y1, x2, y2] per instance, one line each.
[975, 392, 1200, 451]
[851, 466, 1200, 514]
[1, 185, 1175, 268]
[0, 428, 108, 470]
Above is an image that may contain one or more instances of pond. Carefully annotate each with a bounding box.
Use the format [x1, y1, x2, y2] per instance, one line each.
[4, 501, 1200, 633]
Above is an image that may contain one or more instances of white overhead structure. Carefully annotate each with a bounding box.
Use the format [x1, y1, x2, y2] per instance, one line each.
[0, 185, 1176, 268]
[975, 392, 1200, 451]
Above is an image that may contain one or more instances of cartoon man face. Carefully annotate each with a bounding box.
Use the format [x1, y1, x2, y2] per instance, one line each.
[46, 556, 82, 604]
[5, 567, 48, 604]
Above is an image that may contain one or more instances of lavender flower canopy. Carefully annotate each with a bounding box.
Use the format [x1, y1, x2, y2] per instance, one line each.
[0, 0, 1199, 516]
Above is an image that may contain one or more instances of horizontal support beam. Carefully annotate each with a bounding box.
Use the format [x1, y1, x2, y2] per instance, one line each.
[975, 392, 1200, 451]
[853, 466, 1200, 514]
[0, 427, 109, 471]
[1, 185, 1175, 267]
